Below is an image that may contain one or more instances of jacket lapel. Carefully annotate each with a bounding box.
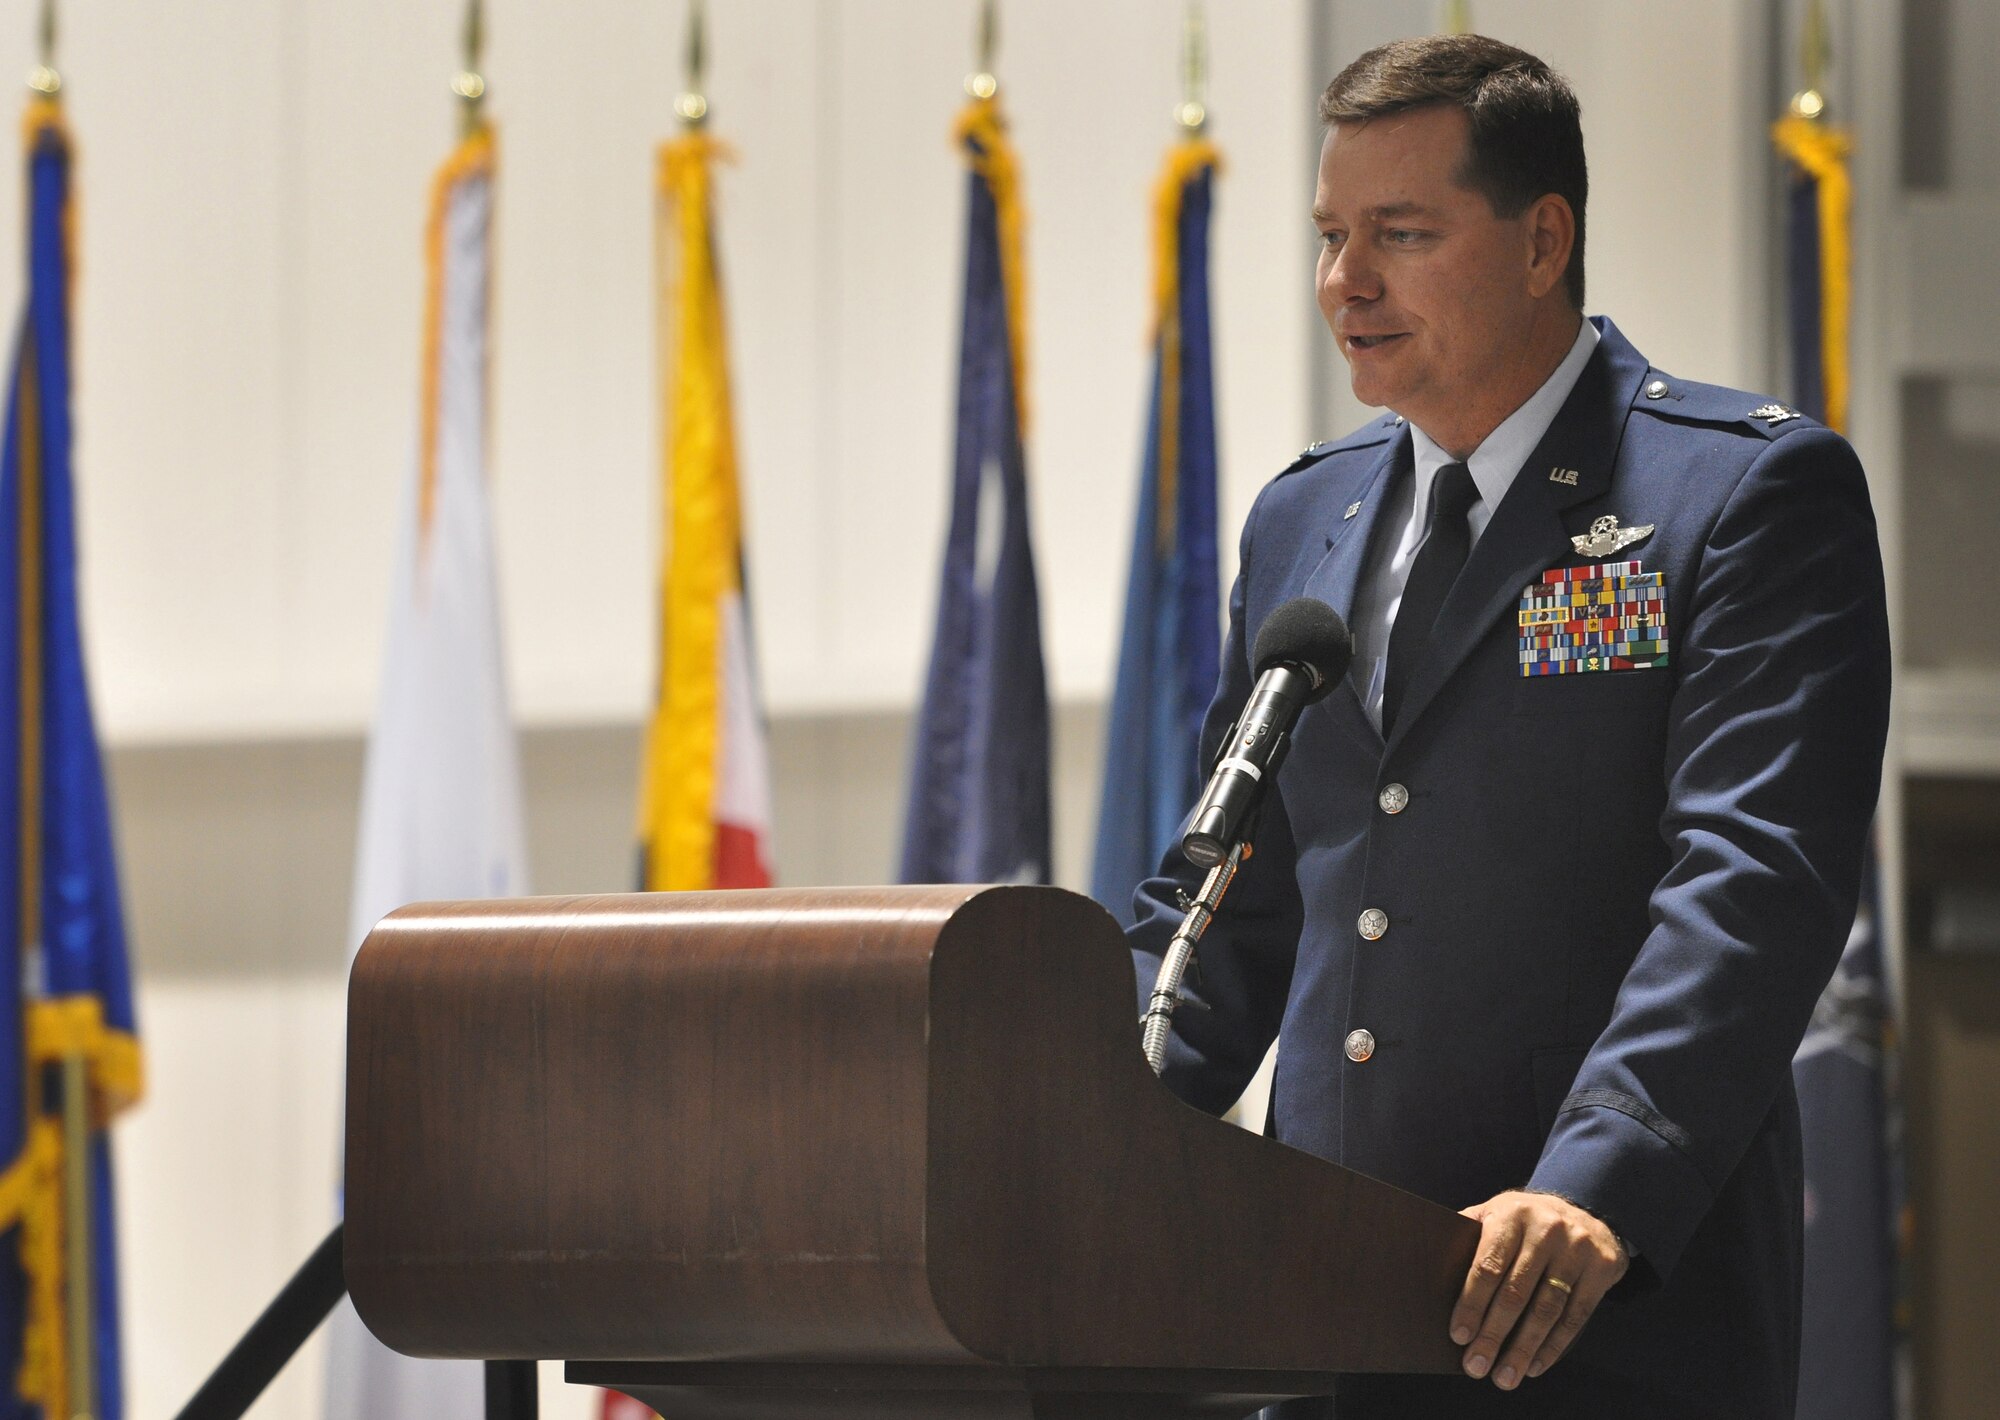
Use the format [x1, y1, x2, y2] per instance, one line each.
[1303, 430, 1408, 717]
[1381, 320, 1650, 757]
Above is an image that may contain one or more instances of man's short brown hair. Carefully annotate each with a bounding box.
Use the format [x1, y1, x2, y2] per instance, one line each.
[1320, 34, 1587, 308]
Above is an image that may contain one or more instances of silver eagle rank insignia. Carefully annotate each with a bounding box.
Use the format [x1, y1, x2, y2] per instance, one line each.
[1749, 403, 1800, 426]
[1571, 513, 1656, 558]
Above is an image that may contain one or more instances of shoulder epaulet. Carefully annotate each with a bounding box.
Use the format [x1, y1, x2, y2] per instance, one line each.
[1631, 371, 1824, 441]
[1278, 411, 1405, 476]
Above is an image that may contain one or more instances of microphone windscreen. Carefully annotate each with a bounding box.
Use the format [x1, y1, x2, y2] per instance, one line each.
[1251, 597, 1354, 703]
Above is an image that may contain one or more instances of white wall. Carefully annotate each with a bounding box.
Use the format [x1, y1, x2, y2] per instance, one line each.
[0, 2, 1794, 1416]
[0, 0, 1316, 742]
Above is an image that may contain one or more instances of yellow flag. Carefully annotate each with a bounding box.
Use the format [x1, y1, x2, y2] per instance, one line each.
[637, 135, 773, 892]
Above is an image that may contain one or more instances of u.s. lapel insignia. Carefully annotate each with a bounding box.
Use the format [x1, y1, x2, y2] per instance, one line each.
[1571, 513, 1656, 558]
[1749, 402, 1800, 426]
[1548, 466, 1580, 486]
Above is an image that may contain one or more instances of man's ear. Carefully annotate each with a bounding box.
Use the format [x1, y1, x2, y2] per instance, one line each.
[1524, 194, 1575, 301]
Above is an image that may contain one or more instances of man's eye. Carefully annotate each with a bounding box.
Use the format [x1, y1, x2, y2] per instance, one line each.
[1386, 229, 1429, 246]
[1320, 230, 1345, 249]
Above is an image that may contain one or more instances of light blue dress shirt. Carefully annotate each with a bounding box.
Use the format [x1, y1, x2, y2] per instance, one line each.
[1349, 319, 1601, 731]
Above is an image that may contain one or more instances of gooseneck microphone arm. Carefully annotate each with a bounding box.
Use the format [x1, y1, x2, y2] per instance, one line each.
[1141, 841, 1245, 1074]
[1141, 597, 1352, 1078]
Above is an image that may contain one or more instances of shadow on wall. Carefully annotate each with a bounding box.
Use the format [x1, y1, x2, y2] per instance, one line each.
[107, 700, 1112, 979]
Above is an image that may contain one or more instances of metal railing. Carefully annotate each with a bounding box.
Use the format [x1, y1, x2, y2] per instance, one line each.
[171, 1223, 539, 1420]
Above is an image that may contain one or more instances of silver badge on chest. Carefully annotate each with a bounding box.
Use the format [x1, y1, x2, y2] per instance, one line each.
[1571, 513, 1656, 558]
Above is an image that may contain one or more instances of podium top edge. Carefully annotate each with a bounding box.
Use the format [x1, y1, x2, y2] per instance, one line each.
[363, 883, 1095, 939]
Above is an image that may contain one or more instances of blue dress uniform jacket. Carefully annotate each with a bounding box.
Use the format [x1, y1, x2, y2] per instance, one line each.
[1130, 319, 1890, 1418]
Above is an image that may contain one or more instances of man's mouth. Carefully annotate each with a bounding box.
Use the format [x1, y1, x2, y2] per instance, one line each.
[1346, 333, 1406, 351]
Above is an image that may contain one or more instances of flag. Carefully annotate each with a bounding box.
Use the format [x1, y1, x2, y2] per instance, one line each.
[1090, 138, 1222, 926]
[898, 97, 1050, 886]
[601, 1380, 657, 1418]
[1792, 846, 1897, 1420]
[606, 126, 774, 1420]
[0, 93, 142, 1420]
[635, 132, 772, 895]
[1775, 106, 1900, 1420]
[323, 120, 528, 1420]
[1773, 112, 1851, 436]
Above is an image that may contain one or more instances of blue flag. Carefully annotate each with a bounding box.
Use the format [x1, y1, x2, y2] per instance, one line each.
[1793, 846, 1897, 1420]
[899, 98, 1050, 886]
[1091, 141, 1222, 926]
[0, 98, 141, 1420]
[1774, 109, 1897, 1420]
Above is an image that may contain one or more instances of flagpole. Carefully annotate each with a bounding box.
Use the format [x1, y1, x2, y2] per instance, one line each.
[966, 0, 998, 99]
[1790, 0, 1829, 120]
[451, 0, 486, 137]
[28, 0, 58, 95]
[676, 0, 709, 128]
[60, 1052, 93, 1420]
[1176, 2, 1207, 133]
[28, 10, 97, 1415]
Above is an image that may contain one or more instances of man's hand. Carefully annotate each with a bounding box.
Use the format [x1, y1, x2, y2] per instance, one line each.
[1449, 1189, 1628, 1389]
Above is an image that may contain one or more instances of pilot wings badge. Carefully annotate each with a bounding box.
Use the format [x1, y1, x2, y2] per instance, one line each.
[1571, 514, 1656, 558]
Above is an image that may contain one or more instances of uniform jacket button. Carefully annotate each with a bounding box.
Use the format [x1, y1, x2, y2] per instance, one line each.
[1378, 783, 1409, 814]
[1358, 908, 1388, 940]
[1345, 1029, 1376, 1062]
[1645, 378, 1669, 399]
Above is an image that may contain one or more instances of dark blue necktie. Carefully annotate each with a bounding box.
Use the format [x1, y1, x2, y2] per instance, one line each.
[1383, 462, 1478, 736]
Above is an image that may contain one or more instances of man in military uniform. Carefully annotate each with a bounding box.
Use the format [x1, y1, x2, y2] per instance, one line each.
[1129, 34, 1889, 1419]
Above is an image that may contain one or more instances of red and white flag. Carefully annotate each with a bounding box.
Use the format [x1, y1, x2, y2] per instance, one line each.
[634, 131, 773, 895]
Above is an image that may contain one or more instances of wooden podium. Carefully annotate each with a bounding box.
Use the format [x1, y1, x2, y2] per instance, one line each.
[343, 885, 1479, 1419]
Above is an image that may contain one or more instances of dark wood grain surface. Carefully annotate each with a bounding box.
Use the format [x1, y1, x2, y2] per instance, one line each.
[924, 887, 1474, 1374]
[345, 884, 1477, 1383]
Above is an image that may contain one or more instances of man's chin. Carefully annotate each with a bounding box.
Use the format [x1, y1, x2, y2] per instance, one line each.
[1344, 372, 1405, 413]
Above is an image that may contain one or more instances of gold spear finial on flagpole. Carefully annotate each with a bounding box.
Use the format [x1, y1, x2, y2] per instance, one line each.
[27, 0, 60, 95]
[1791, 0, 1830, 119]
[966, 0, 999, 100]
[676, 0, 710, 128]
[1176, 2, 1209, 132]
[1443, 0, 1473, 35]
[451, 0, 487, 136]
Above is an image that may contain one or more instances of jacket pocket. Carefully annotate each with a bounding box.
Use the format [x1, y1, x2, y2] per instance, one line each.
[1511, 667, 1663, 717]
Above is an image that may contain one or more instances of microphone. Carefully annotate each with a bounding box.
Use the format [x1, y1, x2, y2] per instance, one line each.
[1180, 597, 1353, 869]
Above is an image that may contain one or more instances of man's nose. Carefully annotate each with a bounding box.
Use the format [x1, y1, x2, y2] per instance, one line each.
[1323, 242, 1382, 305]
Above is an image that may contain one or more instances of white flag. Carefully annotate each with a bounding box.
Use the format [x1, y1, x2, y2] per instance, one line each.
[323, 123, 528, 1420]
